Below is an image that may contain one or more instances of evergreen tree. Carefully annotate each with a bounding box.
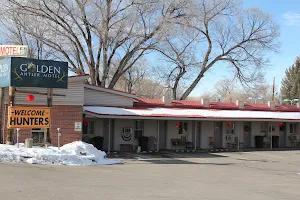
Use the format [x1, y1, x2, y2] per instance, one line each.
[281, 57, 300, 102]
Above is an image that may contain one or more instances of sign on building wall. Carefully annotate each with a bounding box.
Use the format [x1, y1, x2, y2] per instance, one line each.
[74, 122, 82, 132]
[0, 57, 68, 88]
[0, 45, 28, 57]
[8, 107, 51, 129]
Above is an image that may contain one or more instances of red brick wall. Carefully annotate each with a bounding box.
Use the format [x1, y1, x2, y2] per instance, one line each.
[1, 105, 83, 146]
[51, 105, 83, 146]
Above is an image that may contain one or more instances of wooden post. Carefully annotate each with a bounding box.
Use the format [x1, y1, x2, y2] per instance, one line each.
[45, 88, 53, 144]
[6, 86, 15, 144]
[0, 87, 4, 143]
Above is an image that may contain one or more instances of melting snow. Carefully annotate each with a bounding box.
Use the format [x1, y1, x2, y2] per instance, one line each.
[0, 141, 121, 166]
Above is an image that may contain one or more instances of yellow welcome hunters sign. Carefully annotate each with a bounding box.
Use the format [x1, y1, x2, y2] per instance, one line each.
[8, 107, 51, 128]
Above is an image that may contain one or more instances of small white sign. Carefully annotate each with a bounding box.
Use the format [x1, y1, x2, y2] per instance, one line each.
[0, 45, 28, 57]
[74, 122, 82, 132]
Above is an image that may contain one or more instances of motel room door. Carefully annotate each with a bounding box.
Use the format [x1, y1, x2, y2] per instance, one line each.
[243, 122, 251, 148]
[214, 122, 223, 148]
[279, 123, 286, 148]
[159, 120, 167, 150]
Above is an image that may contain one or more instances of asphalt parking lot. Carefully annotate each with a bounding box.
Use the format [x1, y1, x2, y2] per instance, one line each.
[1, 150, 300, 200]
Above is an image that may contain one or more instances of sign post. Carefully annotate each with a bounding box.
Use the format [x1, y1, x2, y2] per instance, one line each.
[57, 128, 61, 150]
[6, 86, 15, 144]
[16, 128, 20, 148]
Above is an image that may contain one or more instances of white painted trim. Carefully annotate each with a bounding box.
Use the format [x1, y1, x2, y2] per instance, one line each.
[83, 111, 300, 122]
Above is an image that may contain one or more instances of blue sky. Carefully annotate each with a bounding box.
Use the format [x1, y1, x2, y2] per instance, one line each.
[175, 0, 300, 97]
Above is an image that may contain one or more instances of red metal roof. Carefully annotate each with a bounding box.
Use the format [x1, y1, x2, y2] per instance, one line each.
[172, 100, 203, 108]
[209, 102, 239, 110]
[134, 98, 165, 107]
[244, 103, 271, 111]
[133, 98, 300, 112]
[275, 104, 300, 112]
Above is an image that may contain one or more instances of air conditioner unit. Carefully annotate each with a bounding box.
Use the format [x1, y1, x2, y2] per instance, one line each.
[123, 128, 132, 134]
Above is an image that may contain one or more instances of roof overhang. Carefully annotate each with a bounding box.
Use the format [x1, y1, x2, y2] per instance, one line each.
[83, 106, 300, 122]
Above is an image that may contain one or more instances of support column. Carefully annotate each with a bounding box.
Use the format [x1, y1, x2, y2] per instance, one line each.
[0, 88, 4, 144]
[237, 122, 240, 151]
[194, 121, 197, 151]
[6, 86, 15, 144]
[157, 120, 160, 152]
[270, 122, 273, 150]
[108, 119, 111, 154]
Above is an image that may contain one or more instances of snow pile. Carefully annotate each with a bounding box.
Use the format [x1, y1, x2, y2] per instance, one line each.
[0, 141, 121, 166]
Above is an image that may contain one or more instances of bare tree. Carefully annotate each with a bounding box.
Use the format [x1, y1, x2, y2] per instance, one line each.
[167, 0, 280, 100]
[116, 59, 148, 94]
[0, 9, 54, 60]
[7, 0, 187, 88]
[153, 28, 201, 99]
[213, 77, 236, 101]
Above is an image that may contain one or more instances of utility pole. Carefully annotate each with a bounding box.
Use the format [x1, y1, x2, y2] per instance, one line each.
[6, 86, 15, 144]
[272, 77, 275, 102]
[0, 88, 4, 143]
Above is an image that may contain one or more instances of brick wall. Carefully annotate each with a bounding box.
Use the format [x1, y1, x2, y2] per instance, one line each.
[51, 105, 83, 146]
[1, 105, 83, 146]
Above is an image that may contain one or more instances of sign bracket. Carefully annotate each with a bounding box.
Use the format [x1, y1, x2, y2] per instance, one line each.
[15, 89, 66, 97]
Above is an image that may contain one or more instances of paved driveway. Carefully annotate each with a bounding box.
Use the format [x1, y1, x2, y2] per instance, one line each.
[0, 151, 300, 200]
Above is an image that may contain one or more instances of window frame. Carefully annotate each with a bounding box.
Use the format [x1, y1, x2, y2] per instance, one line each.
[290, 123, 297, 134]
[178, 122, 188, 135]
[31, 128, 45, 144]
[134, 120, 144, 138]
[83, 121, 95, 135]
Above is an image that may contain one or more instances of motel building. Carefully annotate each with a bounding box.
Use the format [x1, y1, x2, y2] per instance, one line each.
[1, 74, 300, 153]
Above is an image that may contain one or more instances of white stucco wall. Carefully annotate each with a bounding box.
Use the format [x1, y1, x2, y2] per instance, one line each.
[113, 119, 137, 151]
[143, 120, 158, 138]
[268, 122, 279, 136]
[285, 122, 300, 147]
[200, 121, 214, 149]
[166, 120, 193, 149]
[82, 119, 103, 138]
[222, 122, 244, 148]
[94, 120, 103, 136]
[250, 122, 261, 148]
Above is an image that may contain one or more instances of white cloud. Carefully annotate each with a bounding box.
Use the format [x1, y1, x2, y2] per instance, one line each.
[283, 12, 300, 26]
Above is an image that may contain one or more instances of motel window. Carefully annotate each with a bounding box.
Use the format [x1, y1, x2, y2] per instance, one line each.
[31, 128, 45, 144]
[134, 120, 144, 138]
[260, 122, 268, 132]
[290, 123, 297, 134]
[178, 122, 188, 135]
[83, 121, 95, 135]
